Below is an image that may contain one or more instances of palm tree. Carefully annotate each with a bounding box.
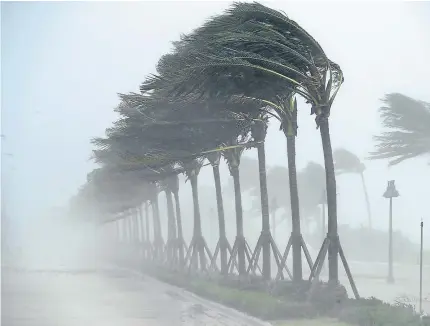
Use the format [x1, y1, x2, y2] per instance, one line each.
[370, 93, 430, 165]
[251, 161, 325, 269]
[250, 116, 272, 279]
[206, 151, 229, 274]
[164, 174, 186, 267]
[226, 155, 259, 195]
[282, 95, 305, 281]
[158, 178, 178, 264]
[223, 135, 252, 276]
[116, 94, 264, 272]
[87, 166, 157, 263]
[265, 166, 290, 239]
[142, 2, 345, 283]
[334, 148, 372, 229]
[179, 158, 210, 271]
[224, 115, 278, 279]
[298, 162, 326, 233]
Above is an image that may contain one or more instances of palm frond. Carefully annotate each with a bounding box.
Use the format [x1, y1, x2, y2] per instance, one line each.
[369, 93, 430, 165]
[334, 148, 365, 174]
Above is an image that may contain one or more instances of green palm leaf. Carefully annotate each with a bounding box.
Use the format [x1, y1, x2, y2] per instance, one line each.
[369, 93, 430, 165]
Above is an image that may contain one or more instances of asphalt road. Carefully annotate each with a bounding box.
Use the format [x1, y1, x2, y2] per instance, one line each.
[2, 244, 428, 326]
[1, 266, 269, 326]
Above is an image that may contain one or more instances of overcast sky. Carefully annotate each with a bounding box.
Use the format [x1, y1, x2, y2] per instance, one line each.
[2, 1, 430, 246]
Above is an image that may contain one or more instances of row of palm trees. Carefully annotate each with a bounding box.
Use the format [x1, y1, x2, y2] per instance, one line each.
[70, 2, 430, 287]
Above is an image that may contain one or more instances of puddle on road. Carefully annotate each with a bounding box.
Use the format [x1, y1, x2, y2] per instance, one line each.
[188, 303, 206, 314]
[164, 289, 187, 301]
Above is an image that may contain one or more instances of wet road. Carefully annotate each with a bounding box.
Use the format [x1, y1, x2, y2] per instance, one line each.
[1, 267, 268, 326]
[2, 263, 428, 326]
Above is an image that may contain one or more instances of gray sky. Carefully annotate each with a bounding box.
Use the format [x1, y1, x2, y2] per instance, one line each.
[2, 1, 430, 246]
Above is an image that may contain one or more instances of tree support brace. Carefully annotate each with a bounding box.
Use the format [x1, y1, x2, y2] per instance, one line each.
[308, 234, 360, 299]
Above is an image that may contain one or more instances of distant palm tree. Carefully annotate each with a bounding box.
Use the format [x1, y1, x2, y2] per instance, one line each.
[225, 155, 259, 196]
[370, 93, 430, 165]
[248, 165, 290, 238]
[298, 161, 326, 236]
[250, 162, 326, 237]
[334, 148, 372, 229]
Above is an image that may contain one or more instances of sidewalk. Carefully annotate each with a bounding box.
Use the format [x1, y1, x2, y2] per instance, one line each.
[2, 264, 270, 326]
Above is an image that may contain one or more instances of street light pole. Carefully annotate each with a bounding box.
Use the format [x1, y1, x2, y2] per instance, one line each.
[383, 180, 399, 284]
[419, 220, 424, 315]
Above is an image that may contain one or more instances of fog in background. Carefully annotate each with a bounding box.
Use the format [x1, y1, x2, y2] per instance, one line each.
[2, 1, 430, 267]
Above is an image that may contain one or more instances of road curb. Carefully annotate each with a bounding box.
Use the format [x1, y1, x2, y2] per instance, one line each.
[103, 264, 272, 326]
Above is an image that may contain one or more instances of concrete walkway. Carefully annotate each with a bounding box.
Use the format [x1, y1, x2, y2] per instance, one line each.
[1, 266, 269, 326]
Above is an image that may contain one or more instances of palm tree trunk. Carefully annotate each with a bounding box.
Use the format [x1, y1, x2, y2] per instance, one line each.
[132, 209, 139, 244]
[360, 172, 372, 229]
[286, 135, 303, 282]
[212, 164, 228, 275]
[319, 119, 338, 283]
[322, 202, 326, 240]
[132, 210, 140, 263]
[190, 173, 206, 269]
[165, 190, 177, 260]
[115, 218, 120, 243]
[173, 190, 184, 266]
[151, 195, 163, 258]
[231, 166, 246, 275]
[257, 141, 271, 280]
[138, 205, 144, 243]
[127, 211, 133, 244]
[144, 201, 150, 244]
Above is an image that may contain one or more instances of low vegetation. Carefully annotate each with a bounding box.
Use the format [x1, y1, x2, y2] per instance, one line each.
[141, 265, 429, 326]
[273, 319, 352, 326]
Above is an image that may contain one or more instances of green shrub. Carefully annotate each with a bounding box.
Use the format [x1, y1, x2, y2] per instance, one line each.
[141, 267, 428, 325]
[338, 297, 427, 326]
[189, 279, 317, 320]
[148, 268, 317, 320]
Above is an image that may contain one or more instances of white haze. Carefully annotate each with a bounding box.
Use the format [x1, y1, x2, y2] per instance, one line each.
[2, 1, 430, 264]
[10, 213, 99, 271]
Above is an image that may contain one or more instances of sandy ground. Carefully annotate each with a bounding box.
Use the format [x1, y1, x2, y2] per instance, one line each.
[1, 266, 269, 326]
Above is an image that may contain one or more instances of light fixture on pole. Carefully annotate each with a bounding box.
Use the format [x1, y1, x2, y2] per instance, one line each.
[383, 180, 399, 284]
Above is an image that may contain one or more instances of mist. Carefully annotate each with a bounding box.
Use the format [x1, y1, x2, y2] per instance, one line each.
[2, 1, 430, 325]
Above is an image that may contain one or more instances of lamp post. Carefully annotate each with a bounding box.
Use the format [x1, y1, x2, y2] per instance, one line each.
[383, 180, 399, 284]
[419, 220, 424, 315]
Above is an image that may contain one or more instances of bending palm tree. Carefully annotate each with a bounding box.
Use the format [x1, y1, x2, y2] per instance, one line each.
[334, 148, 372, 229]
[223, 135, 254, 276]
[370, 93, 430, 165]
[142, 2, 351, 287]
[206, 151, 230, 275]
